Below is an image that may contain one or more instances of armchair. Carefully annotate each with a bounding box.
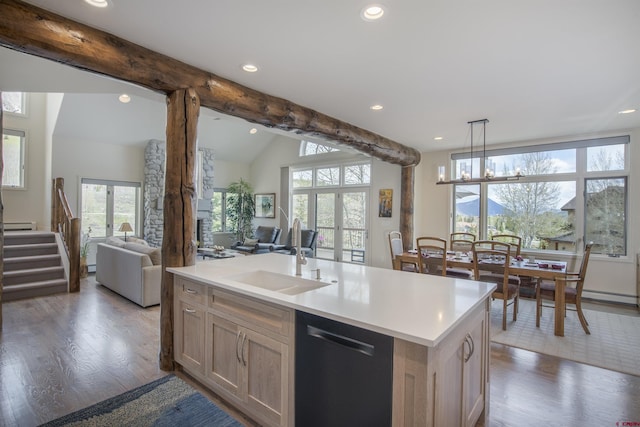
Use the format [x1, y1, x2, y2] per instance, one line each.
[232, 226, 281, 254]
[273, 228, 318, 258]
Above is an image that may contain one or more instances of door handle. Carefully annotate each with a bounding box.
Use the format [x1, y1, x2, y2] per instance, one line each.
[464, 333, 475, 362]
[240, 333, 247, 366]
[235, 330, 242, 363]
[307, 325, 375, 357]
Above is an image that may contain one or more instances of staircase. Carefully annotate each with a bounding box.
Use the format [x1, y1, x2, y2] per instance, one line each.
[2, 231, 68, 301]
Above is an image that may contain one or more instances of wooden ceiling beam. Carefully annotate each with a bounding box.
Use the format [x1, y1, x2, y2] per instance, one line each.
[0, 0, 421, 166]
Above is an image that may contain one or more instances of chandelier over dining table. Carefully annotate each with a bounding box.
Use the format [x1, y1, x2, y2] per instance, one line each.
[437, 119, 524, 185]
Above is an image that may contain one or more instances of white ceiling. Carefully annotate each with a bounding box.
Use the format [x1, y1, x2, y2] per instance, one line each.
[3, 0, 640, 161]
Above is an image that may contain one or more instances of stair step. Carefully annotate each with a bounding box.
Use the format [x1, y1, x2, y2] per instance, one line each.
[3, 266, 65, 286]
[3, 254, 62, 272]
[3, 243, 59, 258]
[2, 279, 68, 302]
[4, 231, 55, 246]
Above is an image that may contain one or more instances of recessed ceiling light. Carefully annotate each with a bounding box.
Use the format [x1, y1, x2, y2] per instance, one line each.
[118, 94, 131, 103]
[618, 109, 636, 114]
[434, 136, 443, 141]
[249, 128, 258, 134]
[84, 0, 109, 8]
[370, 104, 383, 111]
[242, 64, 258, 73]
[361, 4, 386, 21]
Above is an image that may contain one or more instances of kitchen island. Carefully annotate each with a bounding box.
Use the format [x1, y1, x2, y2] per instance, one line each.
[168, 253, 495, 427]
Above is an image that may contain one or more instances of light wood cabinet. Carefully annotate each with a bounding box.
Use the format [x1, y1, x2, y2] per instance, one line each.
[392, 300, 489, 427]
[432, 302, 487, 427]
[174, 279, 293, 427]
[174, 278, 207, 375]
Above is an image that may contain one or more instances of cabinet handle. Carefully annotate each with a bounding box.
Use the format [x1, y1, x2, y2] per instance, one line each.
[235, 331, 242, 363]
[184, 308, 196, 314]
[185, 288, 197, 294]
[241, 333, 247, 366]
[464, 333, 475, 363]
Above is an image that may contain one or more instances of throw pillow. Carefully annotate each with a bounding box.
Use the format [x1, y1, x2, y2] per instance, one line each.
[124, 242, 162, 265]
[127, 237, 149, 246]
[244, 238, 259, 246]
[106, 236, 126, 248]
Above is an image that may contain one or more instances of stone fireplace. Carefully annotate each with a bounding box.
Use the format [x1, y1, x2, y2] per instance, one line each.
[143, 139, 216, 247]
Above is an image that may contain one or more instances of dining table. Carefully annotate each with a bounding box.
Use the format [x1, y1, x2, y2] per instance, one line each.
[394, 251, 570, 336]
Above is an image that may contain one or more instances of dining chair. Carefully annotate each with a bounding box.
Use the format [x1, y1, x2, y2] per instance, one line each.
[388, 231, 418, 272]
[472, 240, 519, 330]
[490, 234, 522, 258]
[416, 236, 473, 279]
[450, 232, 476, 253]
[535, 242, 593, 334]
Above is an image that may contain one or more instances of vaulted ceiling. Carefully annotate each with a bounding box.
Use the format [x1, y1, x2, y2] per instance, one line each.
[2, 0, 640, 162]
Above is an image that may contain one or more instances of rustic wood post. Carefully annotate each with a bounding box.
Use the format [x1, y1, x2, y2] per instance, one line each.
[68, 218, 81, 293]
[400, 165, 415, 251]
[159, 88, 200, 371]
[1, 91, 4, 329]
[51, 178, 64, 232]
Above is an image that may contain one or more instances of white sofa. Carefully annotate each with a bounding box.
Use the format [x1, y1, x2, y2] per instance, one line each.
[95, 238, 162, 307]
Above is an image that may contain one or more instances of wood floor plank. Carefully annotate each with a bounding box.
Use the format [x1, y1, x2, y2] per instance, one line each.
[1, 275, 638, 426]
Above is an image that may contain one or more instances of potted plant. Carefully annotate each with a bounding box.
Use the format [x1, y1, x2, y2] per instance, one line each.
[80, 227, 92, 279]
[227, 179, 255, 241]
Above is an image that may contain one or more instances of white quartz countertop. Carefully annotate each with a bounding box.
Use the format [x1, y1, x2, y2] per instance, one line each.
[168, 253, 496, 347]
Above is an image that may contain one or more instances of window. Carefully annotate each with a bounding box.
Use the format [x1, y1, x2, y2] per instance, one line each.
[291, 161, 371, 263]
[81, 179, 141, 238]
[450, 135, 629, 256]
[2, 129, 26, 189]
[211, 189, 228, 232]
[300, 140, 339, 156]
[2, 92, 25, 115]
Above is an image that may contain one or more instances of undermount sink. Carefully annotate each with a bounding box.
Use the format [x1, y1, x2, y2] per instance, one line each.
[225, 270, 330, 295]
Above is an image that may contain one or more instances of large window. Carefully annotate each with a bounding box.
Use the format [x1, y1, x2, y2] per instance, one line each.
[2, 129, 26, 189]
[291, 162, 371, 263]
[451, 136, 629, 256]
[211, 189, 228, 232]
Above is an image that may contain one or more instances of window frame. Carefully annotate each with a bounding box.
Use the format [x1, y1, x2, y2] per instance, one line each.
[449, 135, 630, 257]
[1, 92, 27, 117]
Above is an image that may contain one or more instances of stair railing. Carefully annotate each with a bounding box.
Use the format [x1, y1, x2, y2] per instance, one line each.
[51, 178, 80, 292]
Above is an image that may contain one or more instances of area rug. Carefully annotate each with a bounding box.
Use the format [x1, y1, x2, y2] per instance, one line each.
[491, 298, 640, 377]
[40, 375, 243, 427]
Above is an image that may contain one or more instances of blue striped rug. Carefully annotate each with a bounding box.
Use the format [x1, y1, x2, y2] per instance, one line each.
[40, 375, 243, 426]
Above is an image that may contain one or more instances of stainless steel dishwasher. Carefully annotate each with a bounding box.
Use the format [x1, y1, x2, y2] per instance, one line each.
[295, 310, 394, 427]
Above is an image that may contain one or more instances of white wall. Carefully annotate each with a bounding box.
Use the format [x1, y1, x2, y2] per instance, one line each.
[415, 128, 640, 305]
[3, 93, 49, 229]
[52, 136, 145, 215]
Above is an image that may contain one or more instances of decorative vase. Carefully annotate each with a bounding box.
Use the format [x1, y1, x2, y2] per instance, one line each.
[80, 256, 89, 279]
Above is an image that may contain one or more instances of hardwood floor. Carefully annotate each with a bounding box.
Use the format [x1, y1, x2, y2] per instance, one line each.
[1, 275, 638, 426]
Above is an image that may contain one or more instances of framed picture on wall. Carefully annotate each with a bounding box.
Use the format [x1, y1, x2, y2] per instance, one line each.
[255, 193, 276, 218]
[379, 189, 392, 217]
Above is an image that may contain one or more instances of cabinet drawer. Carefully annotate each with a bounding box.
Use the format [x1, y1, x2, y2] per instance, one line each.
[175, 278, 207, 305]
[210, 287, 292, 340]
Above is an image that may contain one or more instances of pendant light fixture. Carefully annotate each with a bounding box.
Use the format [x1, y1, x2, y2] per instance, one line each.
[436, 119, 524, 185]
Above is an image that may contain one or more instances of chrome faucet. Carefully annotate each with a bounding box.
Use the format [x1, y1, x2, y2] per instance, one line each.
[292, 218, 307, 276]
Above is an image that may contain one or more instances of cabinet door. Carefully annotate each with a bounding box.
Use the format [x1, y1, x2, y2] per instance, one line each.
[434, 337, 464, 426]
[205, 313, 242, 396]
[242, 327, 289, 427]
[175, 299, 205, 374]
[463, 308, 487, 427]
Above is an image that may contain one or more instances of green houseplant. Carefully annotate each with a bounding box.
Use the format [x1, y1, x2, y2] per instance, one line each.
[227, 178, 255, 241]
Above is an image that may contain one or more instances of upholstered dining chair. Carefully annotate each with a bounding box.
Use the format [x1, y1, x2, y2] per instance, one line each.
[536, 242, 593, 334]
[491, 234, 522, 258]
[450, 232, 476, 253]
[416, 236, 473, 279]
[472, 240, 519, 330]
[388, 231, 418, 272]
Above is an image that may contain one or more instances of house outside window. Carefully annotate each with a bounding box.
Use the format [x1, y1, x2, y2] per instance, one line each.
[450, 136, 629, 256]
[2, 129, 26, 189]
